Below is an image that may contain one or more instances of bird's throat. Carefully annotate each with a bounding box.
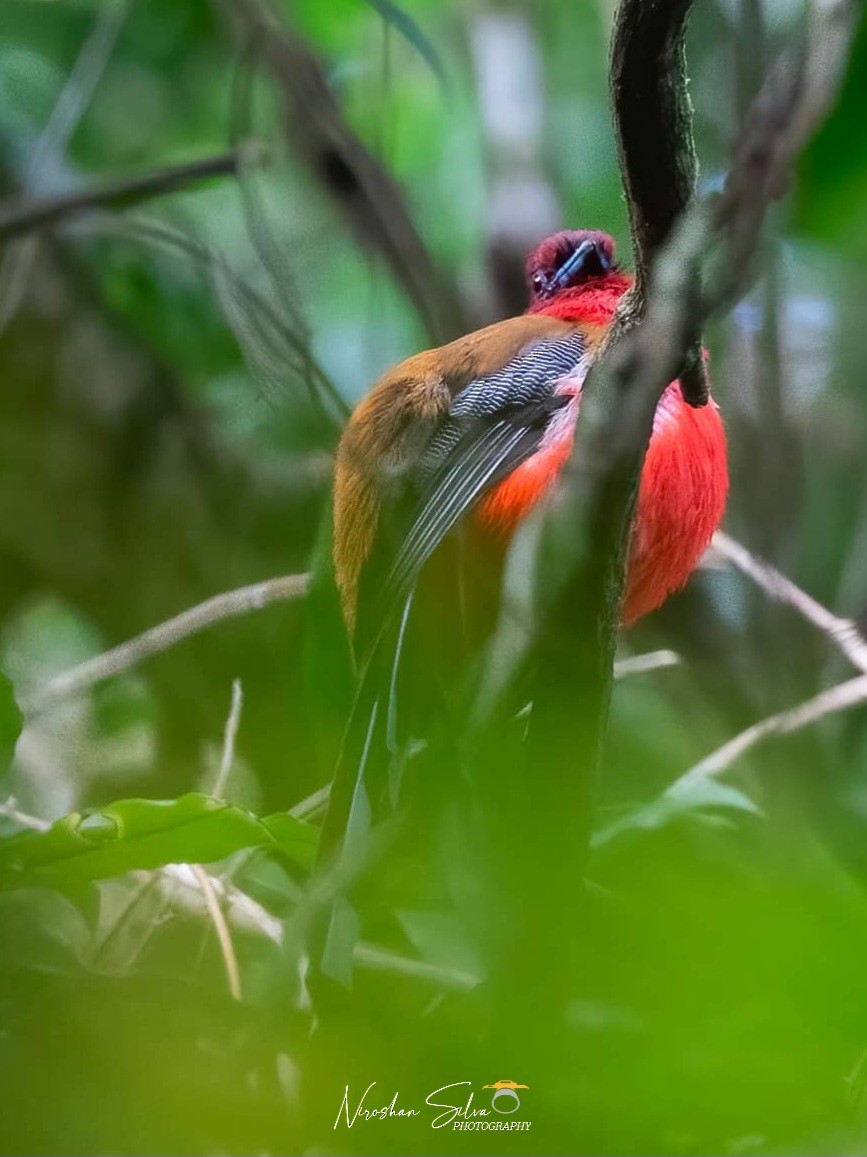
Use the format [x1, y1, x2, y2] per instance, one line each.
[529, 271, 632, 327]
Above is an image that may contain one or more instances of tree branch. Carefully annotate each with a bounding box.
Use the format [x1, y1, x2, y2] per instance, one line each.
[27, 573, 310, 713]
[611, 0, 697, 294]
[614, 649, 681, 679]
[555, 0, 857, 653]
[0, 0, 130, 330]
[710, 531, 867, 673]
[674, 673, 867, 789]
[479, 0, 857, 1007]
[211, 679, 244, 798]
[190, 863, 243, 1001]
[610, 0, 707, 406]
[0, 149, 252, 245]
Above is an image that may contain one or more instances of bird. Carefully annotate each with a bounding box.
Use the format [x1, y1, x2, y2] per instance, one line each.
[315, 230, 727, 979]
[333, 228, 727, 646]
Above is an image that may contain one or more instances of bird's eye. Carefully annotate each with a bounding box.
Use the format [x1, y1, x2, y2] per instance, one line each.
[531, 271, 547, 293]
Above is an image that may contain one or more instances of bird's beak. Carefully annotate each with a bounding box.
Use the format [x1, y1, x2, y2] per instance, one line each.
[549, 238, 609, 291]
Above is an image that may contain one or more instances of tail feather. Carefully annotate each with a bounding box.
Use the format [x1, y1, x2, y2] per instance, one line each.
[313, 590, 418, 985]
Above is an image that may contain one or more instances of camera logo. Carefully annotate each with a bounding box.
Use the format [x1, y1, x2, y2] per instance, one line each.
[482, 1079, 529, 1114]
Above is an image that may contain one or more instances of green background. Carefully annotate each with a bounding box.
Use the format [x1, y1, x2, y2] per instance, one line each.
[2, 1, 867, 1154]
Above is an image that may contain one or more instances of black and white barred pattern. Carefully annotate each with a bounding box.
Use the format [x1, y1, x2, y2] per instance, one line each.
[419, 330, 586, 480]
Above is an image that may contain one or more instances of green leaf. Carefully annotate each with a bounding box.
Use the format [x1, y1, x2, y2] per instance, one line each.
[591, 778, 761, 850]
[396, 907, 484, 982]
[0, 793, 318, 889]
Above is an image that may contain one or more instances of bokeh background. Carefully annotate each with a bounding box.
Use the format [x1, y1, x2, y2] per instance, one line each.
[2, 0, 867, 1154]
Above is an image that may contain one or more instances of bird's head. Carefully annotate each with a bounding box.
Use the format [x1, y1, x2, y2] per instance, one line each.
[525, 229, 616, 304]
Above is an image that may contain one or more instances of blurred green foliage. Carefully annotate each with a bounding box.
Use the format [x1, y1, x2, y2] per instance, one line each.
[1, 0, 867, 1155]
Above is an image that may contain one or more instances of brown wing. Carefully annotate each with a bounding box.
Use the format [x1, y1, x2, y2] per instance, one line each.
[333, 312, 583, 636]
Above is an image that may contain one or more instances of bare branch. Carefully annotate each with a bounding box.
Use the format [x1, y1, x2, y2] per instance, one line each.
[289, 784, 330, 821]
[0, 0, 130, 330]
[710, 531, 867, 673]
[701, 0, 856, 318]
[673, 673, 867, 790]
[600, 529, 867, 843]
[610, 0, 708, 406]
[211, 680, 244, 798]
[517, 0, 707, 866]
[190, 863, 243, 1001]
[0, 798, 48, 831]
[614, 650, 681, 679]
[29, 1, 131, 179]
[505, 0, 856, 948]
[353, 942, 479, 991]
[0, 149, 252, 245]
[165, 864, 477, 989]
[160, 863, 282, 942]
[28, 573, 310, 713]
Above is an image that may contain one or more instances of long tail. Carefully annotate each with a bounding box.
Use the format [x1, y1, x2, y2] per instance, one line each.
[313, 592, 416, 985]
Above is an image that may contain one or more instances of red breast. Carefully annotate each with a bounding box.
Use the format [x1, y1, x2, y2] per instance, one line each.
[476, 271, 728, 623]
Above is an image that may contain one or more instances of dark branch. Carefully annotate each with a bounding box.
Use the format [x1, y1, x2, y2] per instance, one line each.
[470, 0, 705, 1015]
[610, 0, 697, 295]
[610, 0, 708, 406]
[524, 0, 705, 851]
[476, 0, 857, 1011]
[0, 149, 249, 245]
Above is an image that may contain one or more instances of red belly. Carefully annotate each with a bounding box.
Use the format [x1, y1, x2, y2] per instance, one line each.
[476, 384, 728, 624]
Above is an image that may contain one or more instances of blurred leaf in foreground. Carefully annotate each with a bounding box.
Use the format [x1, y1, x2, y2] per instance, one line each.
[0, 792, 317, 887]
[591, 778, 762, 849]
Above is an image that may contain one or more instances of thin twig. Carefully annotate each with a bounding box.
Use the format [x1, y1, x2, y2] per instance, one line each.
[711, 531, 867, 673]
[353, 942, 480, 991]
[30, 1, 131, 179]
[165, 865, 478, 988]
[216, 0, 469, 342]
[0, 798, 48, 831]
[93, 213, 347, 425]
[0, 0, 130, 329]
[190, 863, 243, 1001]
[0, 149, 253, 245]
[606, 531, 867, 836]
[289, 784, 331, 821]
[212, 680, 244, 798]
[28, 573, 310, 713]
[672, 673, 867, 790]
[161, 862, 283, 942]
[229, 43, 312, 344]
[614, 650, 681, 679]
[91, 874, 167, 971]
